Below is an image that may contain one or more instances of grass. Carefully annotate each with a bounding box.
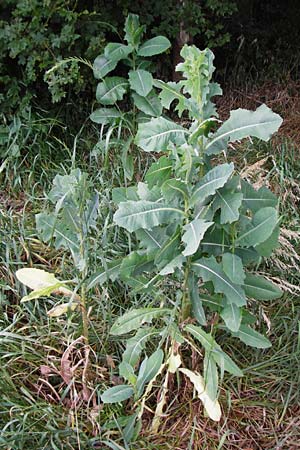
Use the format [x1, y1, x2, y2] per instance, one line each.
[1, 102, 300, 449]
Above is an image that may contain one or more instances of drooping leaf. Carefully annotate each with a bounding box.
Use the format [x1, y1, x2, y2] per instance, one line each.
[145, 156, 172, 188]
[96, 77, 128, 105]
[110, 308, 171, 335]
[222, 253, 245, 285]
[132, 91, 162, 117]
[120, 251, 154, 279]
[101, 385, 134, 404]
[204, 353, 218, 401]
[185, 325, 243, 376]
[154, 79, 186, 115]
[190, 163, 234, 207]
[47, 302, 79, 317]
[232, 325, 271, 348]
[179, 368, 221, 421]
[90, 108, 122, 125]
[236, 207, 278, 247]
[220, 303, 241, 332]
[205, 104, 283, 155]
[137, 36, 171, 56]
[87, 260, 122, 290]
[93, 55, 118, 79]
[241, 179, 278, 213]
[114, 200, 185, 232]
[244, 273, 282, 300]
[135, 117, 188, 152]
[188, 274, 206, 325]
[192, 256, 246, 306]
[182, 219, 213, 256]
[104, 43, 133, 62]
[129, 70, 153, 97]
[122, 328, 158, 367]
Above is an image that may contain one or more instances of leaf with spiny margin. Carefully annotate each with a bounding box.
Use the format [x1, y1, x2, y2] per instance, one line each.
[129, 70, 153, 97]
[154, 230, 181, 269]
[205, 104, 283, 155]
[244, 273, 282, 300]
[87, 260, 122, 290]
[132, 91, 162, 117]
[145, 156, 172, 188]
[190, 163, 234, 207]
[213, 191, 243, 224]
[122, 328, 158, 367]
[192, 256, 246, 306]
[135, 117, 188, 152]
[232, 325, 271, 348]
[114, 200, 185, 232]
[154, 79, 186, 116]
[93, 55, 118, 79]
[182, 219, 213, 257]
[159, 255, 185, 275]
[241, 179, 278, 213]
[104, 43, 133, 62]
[185, 324, 243, 376]
[110, 308, 171, 335]
[255, 224, 280, 257]
[221, 303, 241, 332]
[188, 274, 206, 325]
[137, 36, 171, 56]
[236, 207, 277, 247]
[222, 253, 245, 285]
[96, 77, 128, 105]
[90, 107, 122, 125]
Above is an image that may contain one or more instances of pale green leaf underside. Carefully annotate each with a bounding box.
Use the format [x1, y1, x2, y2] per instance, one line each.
[101, 385, 134, 403]
[182, 219, 213, 256]
[135, 117, 188, 152]
[110, 307, 171, 335]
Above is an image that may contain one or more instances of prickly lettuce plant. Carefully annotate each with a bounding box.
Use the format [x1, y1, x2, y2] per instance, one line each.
[97, 45, 283, 436]
[90, 13, 170, 178]
[16, 169, 99, 343]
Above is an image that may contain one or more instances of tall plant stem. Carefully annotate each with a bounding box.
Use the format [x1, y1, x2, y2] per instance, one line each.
[181, 259, 191, 321]
[81, 282, 89, 344]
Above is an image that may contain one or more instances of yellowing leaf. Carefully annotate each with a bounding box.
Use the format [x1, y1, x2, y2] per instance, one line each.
[47, 302, 79, 317]
[168, 353, 182, 374]
[180, 368, 221, 421]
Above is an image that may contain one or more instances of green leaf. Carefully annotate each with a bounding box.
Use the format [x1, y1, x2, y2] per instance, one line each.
[213, 191, 243, 224]
[137, 36, 171, 56]
[232, 325, 271, 348]
[132, 91, 162, 117]
[188, 274, 206, 325]
[182, 219, 213, 256]
[192, 256, 246, 306]
[112, 187, 139, 203]
[205, 104, 283, 155]
[159, 255, 185, 275]
[129, 70, 153, 97]
[87, 260, 122, 290]
[136, 349, 164, 396]
[190, 163, 234, 207]
[119, 362, 137, 385]
[220, 303, 241, 332]
[136, 227, 167, 253]
[204, 353, 218, 401]
[135, 117, 188, 153]
[96, 77, 128, 105]
[101, 385, 134, 404]
[222, 253, 245, 285]
[104, 43, 133, 62]
[236, 207, 278, 247]
[114, 200, 185, 232]
[185, 324, 243, 376]
[93, 55, 118, 79]
[255, 224, 280, 257]
[124, 14, 145, 48]
[145, 156, 172, 188]
[244, 273, 282, 300]
[90, 108, 122, 125]
[120, 251, 153, 279]
[241, 180, 278, 213]
[154, 230, 181, 269]
[154, 79, 186, 115]
[110, 308, 171, 335]
[161, 179, 188, 202]
[123, 328, 158, 367]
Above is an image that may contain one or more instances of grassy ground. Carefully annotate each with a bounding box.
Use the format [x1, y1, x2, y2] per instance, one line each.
[1, 87, 300, 449]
